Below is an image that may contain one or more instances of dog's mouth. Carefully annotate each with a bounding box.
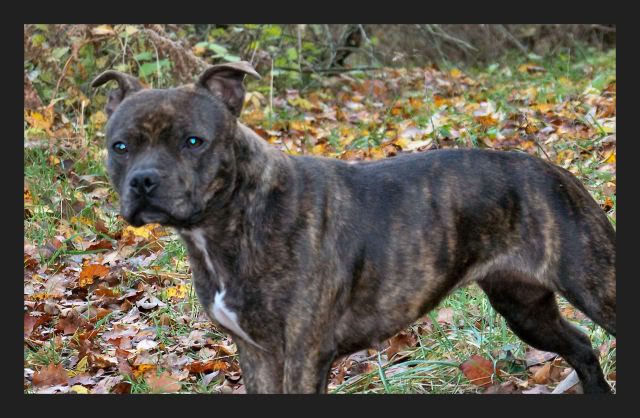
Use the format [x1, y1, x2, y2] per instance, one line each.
[124, 201, 205, 228]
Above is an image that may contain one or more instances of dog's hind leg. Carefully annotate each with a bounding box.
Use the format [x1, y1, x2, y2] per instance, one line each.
[478, 273, 612, 393]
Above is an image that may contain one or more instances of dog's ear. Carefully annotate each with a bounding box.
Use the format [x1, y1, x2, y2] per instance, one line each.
[91, 71, 144, 118]
[196, 61, 261, 118]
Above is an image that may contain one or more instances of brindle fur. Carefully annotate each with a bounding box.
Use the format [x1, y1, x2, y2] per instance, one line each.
[92, 62, 616, 394]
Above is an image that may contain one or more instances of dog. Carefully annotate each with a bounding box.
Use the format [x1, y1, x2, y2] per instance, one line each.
[91, 61, 615, 393]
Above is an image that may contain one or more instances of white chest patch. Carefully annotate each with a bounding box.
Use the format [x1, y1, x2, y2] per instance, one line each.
[212, 290, 264, 349]
[190, 229, 215, 275]
[183, 228, 263, 350]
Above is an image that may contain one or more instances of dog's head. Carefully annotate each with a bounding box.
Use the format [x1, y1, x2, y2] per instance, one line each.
[91, 62, 260, 227]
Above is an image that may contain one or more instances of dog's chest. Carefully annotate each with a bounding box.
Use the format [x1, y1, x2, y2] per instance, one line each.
[180, 228, 263, 349]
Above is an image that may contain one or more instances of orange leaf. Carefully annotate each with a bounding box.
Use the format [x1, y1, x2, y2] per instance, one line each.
[532, 362, 551, 384]
[459, 355, 500, 386]
[79, 264, 109, 287]
[433, 95, 447, 107]
[145, 371, 181, 393]
[185, 360, 230, 374]
[474, 115, 498, 127]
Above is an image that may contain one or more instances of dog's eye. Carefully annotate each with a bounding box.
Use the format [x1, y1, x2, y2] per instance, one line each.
[112, 142, 128, 154]
[186, 137, 203, 148]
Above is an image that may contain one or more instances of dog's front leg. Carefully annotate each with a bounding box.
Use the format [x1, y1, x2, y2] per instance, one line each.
[283, 346, 337, 393]
[235, 341, 284, 393]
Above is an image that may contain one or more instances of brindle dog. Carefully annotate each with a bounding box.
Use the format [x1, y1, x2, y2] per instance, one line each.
[92, 61, 615, 393]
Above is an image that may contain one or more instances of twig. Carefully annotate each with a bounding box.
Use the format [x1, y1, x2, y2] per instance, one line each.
[269, 57, 274, 119]
[323, 24, 336, 70]
[590, 24, 616, 32]
[50, 56, 73, 107]
[495, 25, 528, 55]
[297, 24, 303, 72]
[275, 65, 380, 74]
[428, 24, 478, 51]
[533, 134, 551, 161]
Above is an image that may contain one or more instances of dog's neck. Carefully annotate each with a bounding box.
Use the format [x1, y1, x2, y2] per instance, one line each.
[181, 122, 295, 279]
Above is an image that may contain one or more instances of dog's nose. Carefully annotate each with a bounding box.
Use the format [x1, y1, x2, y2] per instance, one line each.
[129, 169, 160, 196]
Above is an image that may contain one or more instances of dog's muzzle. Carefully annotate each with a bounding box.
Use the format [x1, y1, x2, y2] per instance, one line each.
[129, 168, 162, 197]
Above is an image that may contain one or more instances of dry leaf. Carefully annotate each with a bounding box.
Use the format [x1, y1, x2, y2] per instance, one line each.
[387, 331, 417, 359]
[522, 384, 551, 394]
[32, 363, 69, 388]
[436, 307, 455, 326]
[78, 264, 109, 287]
[525, 348, 557, 367]
[485, 381, 518, 394]
[145, 371, 181, 393]
[532, 362, 551, 384]
[459, 355, 500, 386]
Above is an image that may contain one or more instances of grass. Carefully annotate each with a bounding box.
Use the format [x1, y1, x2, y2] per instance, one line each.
[24, 46, 615, 394]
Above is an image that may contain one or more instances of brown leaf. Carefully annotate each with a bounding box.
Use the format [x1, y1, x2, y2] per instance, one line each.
[387, 331, 417, 359]
[436, 307, 455, 326]
[32, 363, 69, 388]
[117, 357, 133, 377]
[522, 384, 552, 394]
[90, 376, 124, 394]
[56, 309, 93, 335]
[94, 219, 110, 235]
[459, 355, 500, 386]
[111, 381, 132, 394]
[87, 240, 113, 252]
[485, 381, 519, 394]
[24, 313, 51, 337]
[88, 353, 118, 369]
[145, 371, 181, 393]
[525, 348, 557, 367]
[92, 285, 119, 298]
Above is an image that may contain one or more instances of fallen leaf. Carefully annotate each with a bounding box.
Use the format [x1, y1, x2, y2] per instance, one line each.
[166, 284, 188, 299]
[551, 370, 583, 394]
[436, 307, 455, 326]
[185, 360, 230, 374]
[387, 331, 417, 359]
[91, 24, 115, 36]
[90, 376, 124, 394]
[24, 313, 51, 337]
[78, 264, 109, 287]
[522, 384, 552, 394]
[532, 362, 551, 384]
[459, 355, 500, 386]
[32, 363, 69, 388]
[56, 309, 92, 335]
[136, 294, 167, 310]
[485, 381, 518, 394]
[136, 339, 159, 352]
[145, 371, 181, 393]
[525, 348, 557, 367]
[70, 385, 89, 394]
[89, 353, 118, 369]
